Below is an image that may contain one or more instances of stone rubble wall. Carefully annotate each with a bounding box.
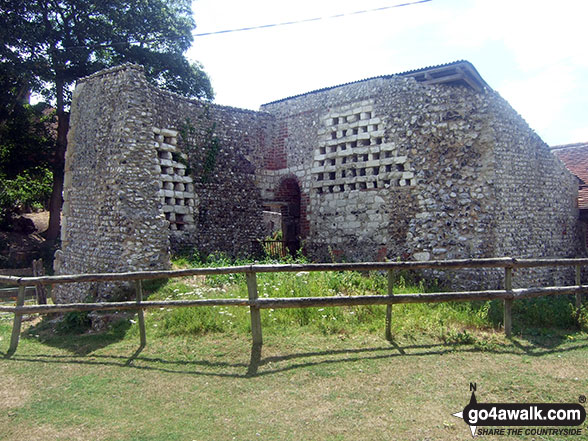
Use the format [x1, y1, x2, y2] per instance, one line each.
[57, 65, 278, 302]
[489, 96, 582, 287]
[58, 63, 582, 301]
[260, 78, 497, 263]
[261, 76, 581, 288]
[148, 84, 276, 256]
[55, 65, 170, 303]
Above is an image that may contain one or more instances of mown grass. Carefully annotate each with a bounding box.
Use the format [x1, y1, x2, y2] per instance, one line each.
[1, 314, 587, 441]
[1, 253, 587, 440]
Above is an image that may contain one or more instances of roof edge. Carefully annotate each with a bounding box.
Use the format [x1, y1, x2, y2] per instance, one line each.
[551, 142, 588, 151]
[261, 60, 491, 107]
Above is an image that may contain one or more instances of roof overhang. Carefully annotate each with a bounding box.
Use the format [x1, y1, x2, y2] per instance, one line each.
[262, 60, 491, 106]
[400, 61, 489, 93]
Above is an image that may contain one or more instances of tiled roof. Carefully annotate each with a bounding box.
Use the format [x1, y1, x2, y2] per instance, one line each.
[262, 60, 491, 106]
[552, 142, 588, 209]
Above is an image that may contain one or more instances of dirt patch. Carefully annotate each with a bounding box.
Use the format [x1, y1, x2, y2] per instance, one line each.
[0, 230, 46, 267]
[23, 211, 50, 234]
[0, 374, 31, 410]
[2, 424, 109, 441]
[0, 211, 55, 269]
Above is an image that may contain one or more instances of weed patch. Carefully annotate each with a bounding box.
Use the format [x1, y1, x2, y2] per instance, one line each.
[56, 311, 91, 334]
[133, 255, 588, 343]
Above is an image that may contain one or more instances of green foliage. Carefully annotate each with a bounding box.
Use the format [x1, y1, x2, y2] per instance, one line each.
[56, 311, 92, 334]
[1, 0, 213, 102]
[442, 328, 476, 345]
[178, 116, 220, 183]
[269, 230, 283, 241]
[160, 306, 232, 335]
[0, 75, 55, 222]
[182, 250, 249, 287]
[0, 99, 55, 177]
[0, 167, 53, 221]
[579, 304, 588, 332]
[155, 253, 416, 337]
[515, 296, 579, 328]
[148, 268, 498, 339]
[158, 252, 586, 341]
[482, 295, 580, 332]
[1, 0, 214, 236]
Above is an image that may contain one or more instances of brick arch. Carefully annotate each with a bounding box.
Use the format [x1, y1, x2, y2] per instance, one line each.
[274, 175, 305, 255]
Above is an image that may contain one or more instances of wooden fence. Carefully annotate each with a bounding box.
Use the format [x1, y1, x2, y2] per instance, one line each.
[0, 257, 587, 358]
[0, 259, 46, 303]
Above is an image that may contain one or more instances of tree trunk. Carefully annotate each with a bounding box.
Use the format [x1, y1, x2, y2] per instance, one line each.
[45, 78, 68, 241]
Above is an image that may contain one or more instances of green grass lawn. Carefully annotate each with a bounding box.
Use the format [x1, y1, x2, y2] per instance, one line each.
[1, 261, 587, 440]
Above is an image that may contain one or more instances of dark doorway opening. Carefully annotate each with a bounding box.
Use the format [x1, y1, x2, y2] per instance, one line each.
[277, 178, 301, 256]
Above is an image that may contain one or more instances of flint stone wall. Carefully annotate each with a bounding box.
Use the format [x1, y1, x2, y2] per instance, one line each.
[55, 65, 274, 302]
[260, 77, 582, 288]
[54, 66, 170, 302]
[56, 63, 582, 302]
[148, 82, 275, 256]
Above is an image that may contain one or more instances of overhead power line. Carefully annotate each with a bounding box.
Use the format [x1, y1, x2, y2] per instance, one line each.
[61, 0, 432, 50]
[193, 0, 433, 37]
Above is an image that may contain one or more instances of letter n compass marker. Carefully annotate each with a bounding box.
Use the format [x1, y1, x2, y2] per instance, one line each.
[453, 391, 478, 438]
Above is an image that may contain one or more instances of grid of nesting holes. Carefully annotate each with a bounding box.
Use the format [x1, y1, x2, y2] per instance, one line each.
[153, 127, 196, 232]
[313, 105, 414, 194]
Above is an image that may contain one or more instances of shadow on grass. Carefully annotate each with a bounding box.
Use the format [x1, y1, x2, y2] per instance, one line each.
[245, 333, 588, 377]
[22, 315, 133, 356]
[509, 330, 580, 355]
[18, 279, 168, 357]
[4, 330, 587, 379]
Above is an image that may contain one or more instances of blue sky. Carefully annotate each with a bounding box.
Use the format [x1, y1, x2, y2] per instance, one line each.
[188, 0, 588, 146]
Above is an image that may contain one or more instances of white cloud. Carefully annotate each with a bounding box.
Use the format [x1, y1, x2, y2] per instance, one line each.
[189, 0, 588, 144]
[499, 65, 576, 134]
[440, 0, 588, 70]
[570, 127, 588, 144]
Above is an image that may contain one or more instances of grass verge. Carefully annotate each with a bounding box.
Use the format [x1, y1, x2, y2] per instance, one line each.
[1, 317, 587, 441]
[0, 254, 587, 440]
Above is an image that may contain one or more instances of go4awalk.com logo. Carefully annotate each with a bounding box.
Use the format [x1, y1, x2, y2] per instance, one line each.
[452, 384, 586, 438]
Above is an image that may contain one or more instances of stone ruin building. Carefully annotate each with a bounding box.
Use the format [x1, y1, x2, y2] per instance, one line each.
[552, 141, 588, 249]
[54, 61, 584, 302]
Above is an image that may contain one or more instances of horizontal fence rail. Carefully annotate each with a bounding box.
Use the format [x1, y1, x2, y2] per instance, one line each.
[0, 257, 527, 286]
[0, 285, 586, 315]
[4, 257, 588, 287]
[1, 257, 587, 358]
[0, 286, 36, 300]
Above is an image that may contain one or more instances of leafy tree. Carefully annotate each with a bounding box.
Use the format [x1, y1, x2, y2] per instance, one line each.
[0, 0, 213, 240]
[0, 70, 55, 226]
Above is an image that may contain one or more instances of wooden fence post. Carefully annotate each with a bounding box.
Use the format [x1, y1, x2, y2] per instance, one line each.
[575, 265, 583, 327]
[504, 267, 513, 337]
[385, 270, 394, 341]
[246, 272, 262, 347]
[135, 280, 147, 348]
[575, 264, 582, 308]
[32, 259, 47, 305]
[6, 285, 26, 357]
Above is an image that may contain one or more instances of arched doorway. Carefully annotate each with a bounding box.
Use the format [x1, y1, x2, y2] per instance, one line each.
[276, 177, 301, 256]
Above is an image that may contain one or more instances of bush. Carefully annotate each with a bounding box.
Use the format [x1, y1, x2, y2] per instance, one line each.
[56, 311, 91, 334]
[0, 167, 52, 225]
[0, 98, 55, 225]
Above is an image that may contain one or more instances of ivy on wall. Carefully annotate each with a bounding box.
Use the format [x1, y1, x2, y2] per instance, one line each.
[178, 108, 220, 184]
